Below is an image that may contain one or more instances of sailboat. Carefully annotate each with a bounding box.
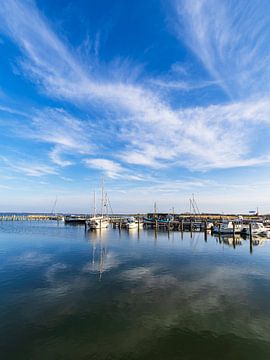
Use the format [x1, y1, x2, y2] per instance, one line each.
[86, 180, 110, 230]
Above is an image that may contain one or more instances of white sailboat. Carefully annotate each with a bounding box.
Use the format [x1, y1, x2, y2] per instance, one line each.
[86, 181, 110, 230]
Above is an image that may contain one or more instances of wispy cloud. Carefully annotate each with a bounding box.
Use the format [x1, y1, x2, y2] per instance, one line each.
[85, 158, 124, 179]
[0, 156, 57, 177]
[175, 0, 270, 99]
[7, 107, 94, 167]
[29, 109, 94, 167]
[85, 158, 146, 180]
[0, 0, 270, 181]
[149, 78, 218, 91]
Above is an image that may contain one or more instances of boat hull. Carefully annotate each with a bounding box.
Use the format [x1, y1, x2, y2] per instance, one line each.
[86, 217, 109, 230]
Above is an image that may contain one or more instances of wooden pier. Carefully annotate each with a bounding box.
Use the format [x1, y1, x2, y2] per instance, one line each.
[0, 214, 64, 221]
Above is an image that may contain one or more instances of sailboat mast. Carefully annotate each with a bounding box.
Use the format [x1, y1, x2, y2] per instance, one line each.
[93, 190, 96, 217]
[105, 192, 108, 217]
[154, 202, 157, 216]
[101, 178, 104, 217]
[51, 196, 58, 215]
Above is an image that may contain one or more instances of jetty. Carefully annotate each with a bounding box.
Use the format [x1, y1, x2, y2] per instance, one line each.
[0, 214, 64, 221]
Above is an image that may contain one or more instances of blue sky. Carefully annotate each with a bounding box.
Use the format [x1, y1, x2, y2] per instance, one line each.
[1, 0, 270, 214]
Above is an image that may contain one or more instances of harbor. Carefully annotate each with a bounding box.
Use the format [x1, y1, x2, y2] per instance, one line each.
[2, 212, 270, 238]
[1, 219, 270, 359]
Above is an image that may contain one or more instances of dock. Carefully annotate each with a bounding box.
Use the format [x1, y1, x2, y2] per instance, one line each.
[0, 214, 64, 221]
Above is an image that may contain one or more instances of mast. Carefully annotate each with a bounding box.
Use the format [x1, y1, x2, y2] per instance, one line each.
[93, 190, 96, 217]
[51, 196, 58, 215]
[101, 178, 104, 217]
[190, 194, 200, 215]
[105, 192, 108, 217]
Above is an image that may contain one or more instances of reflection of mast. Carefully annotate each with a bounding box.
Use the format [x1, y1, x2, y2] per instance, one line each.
[92, 239, 96, 267]
[99, 241, 107, 280]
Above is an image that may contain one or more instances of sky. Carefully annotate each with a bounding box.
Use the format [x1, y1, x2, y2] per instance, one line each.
[1, 0, 270, 214]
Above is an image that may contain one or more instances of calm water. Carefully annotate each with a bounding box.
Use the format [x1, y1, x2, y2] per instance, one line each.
[1, 221, 270, 359]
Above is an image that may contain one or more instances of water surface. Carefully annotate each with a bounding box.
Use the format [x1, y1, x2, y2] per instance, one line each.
[1, 221, 270, 359]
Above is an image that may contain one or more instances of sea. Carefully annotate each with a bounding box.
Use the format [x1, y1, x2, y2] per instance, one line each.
[1, 220, 270, 359]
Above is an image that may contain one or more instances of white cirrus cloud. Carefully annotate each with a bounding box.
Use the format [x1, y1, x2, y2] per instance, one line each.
[174, 0, 270, 99]
[0, 0, 270, 175]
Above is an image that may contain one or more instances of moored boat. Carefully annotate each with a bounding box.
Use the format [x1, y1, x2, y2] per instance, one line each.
[126, 217, 143, 229]
[212, 220, 243, 234]
[64, 215, 87, 224]
[86, 216, 109, 229]
[240, 222, 270, 237]
[86, 179, 110, 230]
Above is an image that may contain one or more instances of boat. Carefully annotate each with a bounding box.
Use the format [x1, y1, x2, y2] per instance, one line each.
[87, 216, 109, 229]
[126, 217, 142, 229]
[212, 220, 243, 234]
[86, 180, 110, 230]
[64, 215, 87, 224]
[240, 222, 270, 237]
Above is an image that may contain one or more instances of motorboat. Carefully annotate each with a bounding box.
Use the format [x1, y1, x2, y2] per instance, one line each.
[64, 215, 87, 224]
[126, 217, 143, 229]
[241, 222, 270, 237]
[212, 220, 243, 234]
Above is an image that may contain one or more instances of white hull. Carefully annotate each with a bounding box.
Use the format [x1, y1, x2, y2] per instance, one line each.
[126, 222, 143, 229]
[213, 226, 242, 235]
[213, 221, 243, 234]
[241, 223, 270, 237]
[86, 217, 109, 230]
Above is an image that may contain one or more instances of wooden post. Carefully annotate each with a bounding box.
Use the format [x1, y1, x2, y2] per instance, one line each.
[249, 223, 253, 241]
[232, 222, 236, 248]
[248, 222, 253, 254]
[204, 221, 207, 242]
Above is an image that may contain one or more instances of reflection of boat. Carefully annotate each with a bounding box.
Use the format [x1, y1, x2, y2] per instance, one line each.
[241, 223, 270, 237]
[206, 222, 214, 230]
[251, 237, 265, 246]
[213, 220, 243, 234]
[216, 236, 242, 246]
